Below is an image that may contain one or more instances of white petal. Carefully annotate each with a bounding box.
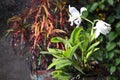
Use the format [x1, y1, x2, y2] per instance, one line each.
[68, 5, 85, 27]
[69, 5, 80, 16]
[74, 18, 82, 27]
[95, 29, 101, 38]
[70, 21, 73, 26]
[94, 20, 111, 38]
[80, 7, 87, 14]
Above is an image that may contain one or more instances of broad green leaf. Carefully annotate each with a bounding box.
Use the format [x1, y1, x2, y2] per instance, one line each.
[89, 2, 98, 12]
[107, 32, 118, 42]
[110, 66, 116, 75]
[114, 49, 120, 54]
[108, 52, 114, 60]
[107, 16, 115, 23]
[81, 33, 89, 51]
[69, 27, 83, 45]
[82, 11, 88, 18]
[106, 42, 116, 51]
[99, 4, 105, 10]
[87, 41, 100, 52]
[115, 58, 120, 66]
[107, 0, 114, 5]
[48, 59, 72, 70]
[116, 22, 120, 30]
[117, 41, 120, 47]
[51, 37, 71, 47]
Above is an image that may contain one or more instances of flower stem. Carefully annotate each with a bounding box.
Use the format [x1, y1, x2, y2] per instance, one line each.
[81, 16, 93, 25]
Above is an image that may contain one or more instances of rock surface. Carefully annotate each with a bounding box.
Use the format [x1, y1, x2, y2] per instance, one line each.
[0, 37, 31, 80]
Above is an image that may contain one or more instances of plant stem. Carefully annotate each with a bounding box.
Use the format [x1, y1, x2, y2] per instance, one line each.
[81, 16, 93, 25]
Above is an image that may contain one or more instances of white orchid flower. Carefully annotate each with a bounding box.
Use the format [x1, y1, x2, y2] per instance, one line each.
[68, 5, 87, 27]
[94, 20, 111, 38]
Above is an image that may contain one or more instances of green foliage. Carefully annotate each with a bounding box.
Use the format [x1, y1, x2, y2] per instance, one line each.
[6, 0, 120, 79]
[46, 26, 100, 79]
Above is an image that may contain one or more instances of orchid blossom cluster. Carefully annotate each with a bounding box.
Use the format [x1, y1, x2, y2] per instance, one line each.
[68, 5, 111, 38]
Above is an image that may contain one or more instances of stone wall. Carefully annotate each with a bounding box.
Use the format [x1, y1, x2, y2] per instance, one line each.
[0, 0, 32, 80]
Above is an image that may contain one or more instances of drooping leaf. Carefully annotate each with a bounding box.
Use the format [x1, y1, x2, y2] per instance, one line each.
[47, 48, 63, 58]
[86, 47, 99, 63]
[47, 59, 72, 70]
[7, 16, 22, 24]
[87, 41, 100, 52]
[51, 29, 66, 34]
[51, 37, 71, 47]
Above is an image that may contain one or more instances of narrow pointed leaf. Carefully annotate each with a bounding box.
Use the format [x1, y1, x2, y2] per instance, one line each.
[48, 59, 72, 70]
[51, 37, 71, 47]
[87, 41, 100, 52]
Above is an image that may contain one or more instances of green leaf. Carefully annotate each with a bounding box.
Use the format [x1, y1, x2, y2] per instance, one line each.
[47, 59, 72, 70]
[87, 41, 100, 52]
[115, 58, 120, 66]
[110, 66, 116, 75]
[86, 48, 99, 61]
[117, 41, 120, 47]
[99, 4, 105, 10]
[69, 27, 83, 46]
[81, 33, 89, 51]
[47, 48, 63, 58]
[82, 11, 88, 18]
[64, 42, 81, 59]
[107, 0, 114, 5]
[86, 50, 93, 61]
[51, 37, 71, 47]
[89, 2, 98, 12]
[114, 49, 120, 54]
[90, 29, 97, 42]
[56, 60, 72, 69]
[108, 52, 114, 60]
[106, 42, 116, 51]
[107, 32, 118, 42]
[73, 63, 84, 74]
[51, 70, 70, 80]
[107, 16, 115, 23]
[38, 55, 41, 66]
